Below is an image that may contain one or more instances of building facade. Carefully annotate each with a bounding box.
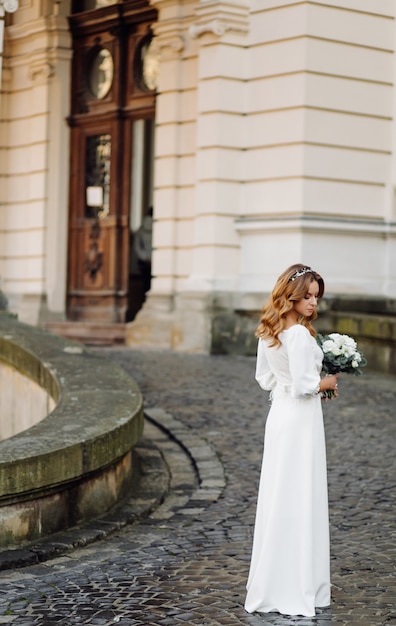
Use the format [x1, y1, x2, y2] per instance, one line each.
[1, 0, 395, 352]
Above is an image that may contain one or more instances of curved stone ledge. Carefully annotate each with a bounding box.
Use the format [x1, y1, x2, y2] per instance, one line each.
[0, 313, 144, 548]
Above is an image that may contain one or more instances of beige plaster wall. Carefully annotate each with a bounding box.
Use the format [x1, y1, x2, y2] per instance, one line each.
[0, 361, 55, 440]
[235, 0, 396, 303]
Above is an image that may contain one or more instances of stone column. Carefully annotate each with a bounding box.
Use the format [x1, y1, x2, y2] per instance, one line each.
[44, 3, 72, 318]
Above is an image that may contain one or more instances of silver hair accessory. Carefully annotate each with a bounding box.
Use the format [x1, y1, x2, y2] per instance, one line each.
[289, 267, 314, 282]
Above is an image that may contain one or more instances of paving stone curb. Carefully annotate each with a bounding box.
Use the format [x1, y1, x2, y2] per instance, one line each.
[0, 410, 225, 572]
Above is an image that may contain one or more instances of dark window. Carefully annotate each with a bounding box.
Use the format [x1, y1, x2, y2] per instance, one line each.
[72, 1, 116, 13]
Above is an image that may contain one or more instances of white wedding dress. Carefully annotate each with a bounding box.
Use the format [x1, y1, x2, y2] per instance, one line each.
[245, 324, 330, 617]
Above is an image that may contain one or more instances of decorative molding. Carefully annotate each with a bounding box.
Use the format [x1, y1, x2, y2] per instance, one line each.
[156, 34, 184, 55]
[1, 0, 19, 13]
[234, 215, 396, 237]
[189, 1, 249, 40]
[28, 59, 54, 83]
[189, 18, 247, 39]
[150, 22, 185, 59]
[148, 0, 190, 59]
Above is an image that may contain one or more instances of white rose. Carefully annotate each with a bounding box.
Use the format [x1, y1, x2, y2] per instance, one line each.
[322, 340, 334, 353]
[327, 343, 339, 355]
[345, 337, 357, 350]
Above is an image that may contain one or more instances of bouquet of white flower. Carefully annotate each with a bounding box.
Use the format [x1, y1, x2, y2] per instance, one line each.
[317, 332, 367, 400]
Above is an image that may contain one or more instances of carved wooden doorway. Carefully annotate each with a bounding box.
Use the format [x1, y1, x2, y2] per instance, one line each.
[67, 1, 157, 324]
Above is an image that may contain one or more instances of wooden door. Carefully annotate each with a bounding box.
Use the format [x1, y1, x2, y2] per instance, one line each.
[67, 1, 157, 323]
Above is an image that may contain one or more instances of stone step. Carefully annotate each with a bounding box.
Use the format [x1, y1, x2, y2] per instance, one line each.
[45, 321, 126, 345]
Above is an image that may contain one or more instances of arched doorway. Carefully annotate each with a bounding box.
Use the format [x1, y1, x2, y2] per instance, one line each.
[67, 1, 157, 327]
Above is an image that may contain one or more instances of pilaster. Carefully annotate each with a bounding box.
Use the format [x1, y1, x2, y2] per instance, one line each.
[45, 12, 72, 315]
[147, 0, 195, 297]
[186, 0, 249, 295]
[0, 3, 72, 324]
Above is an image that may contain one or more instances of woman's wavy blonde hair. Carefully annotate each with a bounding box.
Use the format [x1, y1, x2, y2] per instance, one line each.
[256, 263, 325, 347]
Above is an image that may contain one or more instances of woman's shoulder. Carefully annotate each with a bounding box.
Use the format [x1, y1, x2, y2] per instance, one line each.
[283, 324, 312, 340]
[257, 336, 279, 353]
[284, 323, 309, 333]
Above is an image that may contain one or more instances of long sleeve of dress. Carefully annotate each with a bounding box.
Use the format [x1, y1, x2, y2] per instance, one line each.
[255, 339, 276, 391]
[287, 325, 321, 399]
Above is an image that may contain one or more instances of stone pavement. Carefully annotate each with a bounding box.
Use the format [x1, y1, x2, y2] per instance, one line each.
[0, 348, 395, 626]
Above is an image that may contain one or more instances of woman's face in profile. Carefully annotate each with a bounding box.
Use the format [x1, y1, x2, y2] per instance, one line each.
[293, 280, 319, 318]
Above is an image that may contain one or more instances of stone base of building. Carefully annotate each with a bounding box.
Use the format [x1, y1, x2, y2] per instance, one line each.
[126, 291, 396, 375]
[126, 291, 216, 354]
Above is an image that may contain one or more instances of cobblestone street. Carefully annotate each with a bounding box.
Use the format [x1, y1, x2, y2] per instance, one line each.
[0, 349, 395, 626]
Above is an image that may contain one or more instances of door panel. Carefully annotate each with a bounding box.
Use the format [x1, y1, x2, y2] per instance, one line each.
[67, 1, 156, 323]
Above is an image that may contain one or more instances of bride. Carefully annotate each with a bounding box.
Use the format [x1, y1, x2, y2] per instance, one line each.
[245, 263, 338, 617]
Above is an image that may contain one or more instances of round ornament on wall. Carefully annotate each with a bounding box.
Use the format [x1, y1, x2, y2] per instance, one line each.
[135, 35, 159, 92]
[87, 48, 114, 99]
